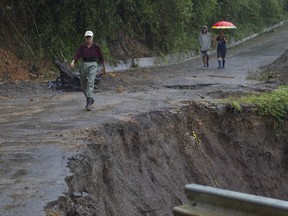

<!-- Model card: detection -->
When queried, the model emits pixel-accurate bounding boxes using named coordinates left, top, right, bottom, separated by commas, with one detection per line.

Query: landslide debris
left=260, top=48, right=288, bottom=84
left=45, top=103, right=288, bottom=216
left=0, top=48, right=30, bottom=82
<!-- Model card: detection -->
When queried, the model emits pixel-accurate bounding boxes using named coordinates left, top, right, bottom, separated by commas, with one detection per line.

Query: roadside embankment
left=46, top=102, right=288, bottom=216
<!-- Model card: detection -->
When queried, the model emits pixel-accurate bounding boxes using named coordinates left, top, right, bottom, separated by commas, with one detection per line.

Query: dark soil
left=260, top=48, right=288, bottom=83
left=0, top=48, right=30, bottom=82
left=108, top=31, right=151, bottom=60
left=45, top=104, right=288, bottom=216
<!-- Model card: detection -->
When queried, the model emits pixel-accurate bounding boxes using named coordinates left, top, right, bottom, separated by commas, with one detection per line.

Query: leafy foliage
left=223, top=86, right=288, bottom=135
left=0, top=0, right=287, bottom=60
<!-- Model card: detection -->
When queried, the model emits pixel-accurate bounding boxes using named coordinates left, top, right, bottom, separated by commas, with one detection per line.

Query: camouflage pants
left=80, top=62, right=98, bottom=98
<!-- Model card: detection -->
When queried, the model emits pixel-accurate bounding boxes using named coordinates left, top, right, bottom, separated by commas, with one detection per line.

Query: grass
left=246, top=67, right=278, bottom=82
left=222, top=86, right=288, bottom=135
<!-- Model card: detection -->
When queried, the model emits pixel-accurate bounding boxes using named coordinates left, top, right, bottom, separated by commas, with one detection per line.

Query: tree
left=0, top=0, right=287, bottom=60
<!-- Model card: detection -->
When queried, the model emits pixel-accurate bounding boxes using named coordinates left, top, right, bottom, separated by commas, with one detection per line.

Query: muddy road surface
left=1, top=23, right=288, bottom=216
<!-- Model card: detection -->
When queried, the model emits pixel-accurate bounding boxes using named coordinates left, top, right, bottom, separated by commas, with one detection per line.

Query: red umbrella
left=212, top=20, right=236, bottom=29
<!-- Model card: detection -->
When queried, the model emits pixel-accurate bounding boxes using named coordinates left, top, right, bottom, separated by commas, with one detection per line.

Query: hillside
left=1, top=1, right=287, bottom=63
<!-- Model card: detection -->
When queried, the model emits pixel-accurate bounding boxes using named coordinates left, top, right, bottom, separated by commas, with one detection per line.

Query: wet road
left=1, top=22, right=288, bottom=215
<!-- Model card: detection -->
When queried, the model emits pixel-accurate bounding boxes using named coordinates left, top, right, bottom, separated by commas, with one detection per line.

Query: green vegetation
left=0, top=0, right=288, bottom=61
left=230, top=101, right=242, bottom=112
left=223, top=86, right=288, bottom=135
left=247, top=68, right=278, bottom=82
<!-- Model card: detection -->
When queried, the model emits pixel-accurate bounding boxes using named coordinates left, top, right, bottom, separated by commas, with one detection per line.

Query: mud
left=45, top=104, right=288, bottom=216
left=1, top=23, right=288, bottom=216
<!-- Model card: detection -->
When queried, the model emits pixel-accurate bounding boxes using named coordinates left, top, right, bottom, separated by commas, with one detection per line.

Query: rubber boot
left=85, top=97, right=90, bottom=110
left=218, top=60, right=221, bottom=69
left=222, top=60, right=225, bottom=68
left=86, top=97, right=95, bottom=111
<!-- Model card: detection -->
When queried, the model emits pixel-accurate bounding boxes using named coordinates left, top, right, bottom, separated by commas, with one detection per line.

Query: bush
left=223, top=86, right=288, bottom=135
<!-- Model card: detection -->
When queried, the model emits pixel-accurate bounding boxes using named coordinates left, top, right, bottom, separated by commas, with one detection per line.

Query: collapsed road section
left=45, top=102, right=288, bottom=216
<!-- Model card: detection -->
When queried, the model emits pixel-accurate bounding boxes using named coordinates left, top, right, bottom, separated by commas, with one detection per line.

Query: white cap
left=84, top=31, right=93, bottom=37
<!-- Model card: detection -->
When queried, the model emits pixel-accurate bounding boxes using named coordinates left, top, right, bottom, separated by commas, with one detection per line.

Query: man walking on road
left=199, top=26, right=211, bottom=69
left=70, top=30, right=106, bottom=111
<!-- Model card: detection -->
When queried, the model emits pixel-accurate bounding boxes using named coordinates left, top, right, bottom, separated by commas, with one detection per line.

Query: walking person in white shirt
left=199, top=26, right=212, bottom=69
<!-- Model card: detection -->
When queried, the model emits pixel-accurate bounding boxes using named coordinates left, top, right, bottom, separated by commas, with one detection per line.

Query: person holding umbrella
left=216, top=31, right=228, bottom=69
left=70, top=30, right=106, bottom=111
left=212, top=20, right=236, bottom=69
left=199, top=25, right=211, bottom=69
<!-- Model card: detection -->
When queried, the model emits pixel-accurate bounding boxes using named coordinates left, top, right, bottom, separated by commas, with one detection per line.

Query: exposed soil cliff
left=45, top=103, right=288, bottom=216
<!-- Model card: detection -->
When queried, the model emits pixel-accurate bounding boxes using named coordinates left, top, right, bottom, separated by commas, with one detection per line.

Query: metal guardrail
left=173, top=184, right=288, bottom=216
